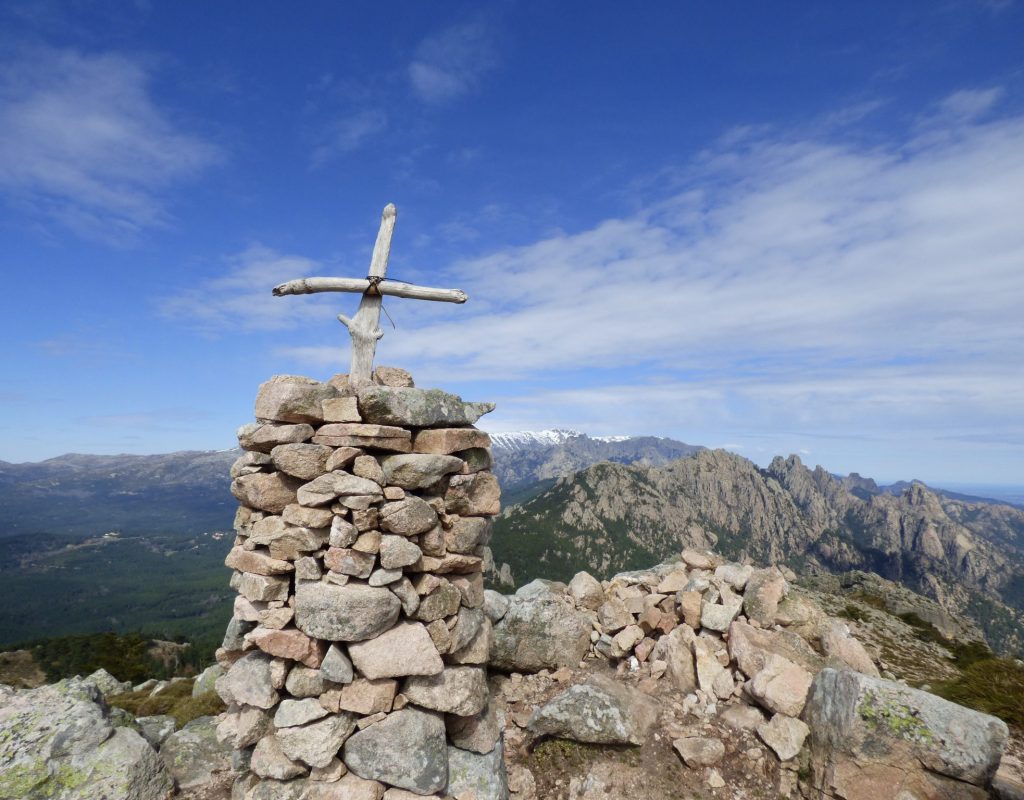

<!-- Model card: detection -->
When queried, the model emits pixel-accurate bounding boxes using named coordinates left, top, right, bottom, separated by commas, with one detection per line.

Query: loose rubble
left=486, top=551, right=1011, bottom=800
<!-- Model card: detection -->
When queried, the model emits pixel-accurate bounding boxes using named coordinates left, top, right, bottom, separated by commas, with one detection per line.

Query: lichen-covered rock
left=0, top=677, right=173, bottom=800
left=160, top=715, right=233, bottom=789
left=84, top=667, right=132, bottom=699
left=136, top=715, right=176, bottom=749
left=192, top=663, right=224, bottom=697
left=804, top=668, right=1008, bottom=798
left=378, top=496, right=438, bottom=536
left=527, top=674, right=659, bottom=745
left=446, top=740, right=509, bottom=800
left=271, top=442, right=334, bottom=480
left=445, top=472, right=501, bottom=516
left=343, top=707, right=448, bottom=794
left=446, top=697, right=504, bottom=755
left=238, top=422, right=315, bottom=453
left=490, top=587, right=591, bottom=672
left=356, top=385, right=493, bottom=428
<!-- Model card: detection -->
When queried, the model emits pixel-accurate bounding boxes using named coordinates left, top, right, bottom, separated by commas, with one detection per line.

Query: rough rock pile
left=217, top=368, right=505, bottom=800
left=485, top=551, right=1011, bottom=799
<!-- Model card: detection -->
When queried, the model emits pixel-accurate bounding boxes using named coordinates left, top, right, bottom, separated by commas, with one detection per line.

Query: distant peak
left=488, top=429, right=584, bottom=450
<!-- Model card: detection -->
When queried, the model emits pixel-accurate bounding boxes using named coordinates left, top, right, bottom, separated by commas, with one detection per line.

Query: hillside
left=490, top=449, right=1024, bottom=654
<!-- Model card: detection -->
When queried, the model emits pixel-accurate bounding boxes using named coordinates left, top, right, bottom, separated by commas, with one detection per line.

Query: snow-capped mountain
left=487, top=429, right=584, bottom=452
left=487, top=429, right=704, bottom=494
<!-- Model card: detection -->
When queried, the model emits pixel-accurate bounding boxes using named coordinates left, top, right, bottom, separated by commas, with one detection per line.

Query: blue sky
left=1, top=1, right=1022, bottom=486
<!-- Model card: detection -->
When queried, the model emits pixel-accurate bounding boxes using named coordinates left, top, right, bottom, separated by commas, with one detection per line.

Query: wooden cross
left=272, top=204, right=467, bottom=385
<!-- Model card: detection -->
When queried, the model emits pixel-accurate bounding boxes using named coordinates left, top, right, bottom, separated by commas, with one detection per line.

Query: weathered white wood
left=272, top=277, right=467, bottom=304
left=339, top=204, right=396, bottom=385
left=272, top=202, right=467, bottom=380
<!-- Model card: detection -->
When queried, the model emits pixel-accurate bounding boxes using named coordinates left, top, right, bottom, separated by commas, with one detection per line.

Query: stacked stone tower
left=215, top=368, right=505, bottom=800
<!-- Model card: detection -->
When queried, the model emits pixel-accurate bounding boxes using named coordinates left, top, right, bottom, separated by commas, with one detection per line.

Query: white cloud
left=312, top=108, right=387, bottom=165
left=184, top=89, right=1024, bottom=478
left=408, top=20, right=497, bottom=105
left=0, top=46, right=219, bottom=242
left=159, top=246, right=338, bottom=333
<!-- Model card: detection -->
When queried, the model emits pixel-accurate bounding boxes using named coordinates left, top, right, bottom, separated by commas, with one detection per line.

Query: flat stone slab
left=357, top=385, right=494, bottom=428
left=312, top=423, right=412, bottom=452
left=379, top=453, right=464, bottom=489
left=348, top=622, right=444, bottom=679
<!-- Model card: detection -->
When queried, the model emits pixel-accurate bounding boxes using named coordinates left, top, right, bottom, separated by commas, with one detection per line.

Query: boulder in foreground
left=804, top=668, right=1008, bottom=799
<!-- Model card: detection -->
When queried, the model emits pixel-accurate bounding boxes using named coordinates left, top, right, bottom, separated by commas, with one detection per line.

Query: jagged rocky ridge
left=492, top=449, right=1024, bottom=653
left=485, top=429, right=703, bottom=495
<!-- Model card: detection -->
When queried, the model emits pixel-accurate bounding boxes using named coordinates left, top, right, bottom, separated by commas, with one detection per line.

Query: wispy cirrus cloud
left=0, top=45, right=219, bottom=242
left=159, top=245, right=337, bottom=333
left=311, top=108, right=388, bottom=165
left=408, top=19, right=498, bottom=105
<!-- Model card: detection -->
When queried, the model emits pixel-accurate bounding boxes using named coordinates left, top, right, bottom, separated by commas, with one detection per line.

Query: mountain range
left=1, top=431, right=1023, bottom=654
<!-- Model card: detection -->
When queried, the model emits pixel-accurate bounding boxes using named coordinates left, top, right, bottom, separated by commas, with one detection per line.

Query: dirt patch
left=0, top=649, right=46, bottom=688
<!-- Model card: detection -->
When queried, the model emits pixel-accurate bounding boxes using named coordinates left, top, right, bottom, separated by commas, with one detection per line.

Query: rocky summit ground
left=2, top=549, right=1023, bottom=800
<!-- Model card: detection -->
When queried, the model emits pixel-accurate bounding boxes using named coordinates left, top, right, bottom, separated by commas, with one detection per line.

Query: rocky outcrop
left=0, top=677, right=173, bottom=800
left=492, top=450, right=1024, bottom=652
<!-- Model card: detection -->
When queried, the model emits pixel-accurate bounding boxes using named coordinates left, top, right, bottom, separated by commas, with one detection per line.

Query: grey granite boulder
left=215, top=651, right=279, bottom=709
left=0, top=677, right=173, bottom=800
left=343, top=706, right=448, bottom=794
left=527, top=674, right=659, bottom=745
left=136, top=714, right=176, bottom=749
left=804, top=668, right=1008, bottom=798
left=295, top=581, right=400, bottom=642
left=277, top=712, right=357, bottom=768
left=160, top=715, right=233, bottom=789
left=446, top=740, right=510, bottom=800
left=490, top=585, right=591, bottom=672
left=84, top=667, right=132, bottom=698
left=192, top=663, right=224, bottom=697
left=357, top=385, right=494, bottom=428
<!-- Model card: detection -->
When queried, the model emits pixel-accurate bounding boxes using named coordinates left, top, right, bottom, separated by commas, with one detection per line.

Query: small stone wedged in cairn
left=221, top=369, right=504, bottom=797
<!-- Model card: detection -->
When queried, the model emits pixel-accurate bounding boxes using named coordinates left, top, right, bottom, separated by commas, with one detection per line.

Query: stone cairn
left=215, top=367, right=504, bottom=800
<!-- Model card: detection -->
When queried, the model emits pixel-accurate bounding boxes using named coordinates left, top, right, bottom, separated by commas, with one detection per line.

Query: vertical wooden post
left=338, top=204, right=396, bottom=385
